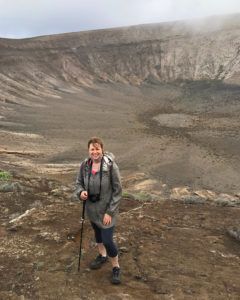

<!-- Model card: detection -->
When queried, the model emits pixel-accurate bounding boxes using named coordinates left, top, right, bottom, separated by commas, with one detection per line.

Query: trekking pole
left=78, top=200, right=86, bottom=272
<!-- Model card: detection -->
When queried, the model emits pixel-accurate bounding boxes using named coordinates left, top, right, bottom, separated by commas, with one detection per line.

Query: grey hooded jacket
left=75, top=152, right=122, bottom=229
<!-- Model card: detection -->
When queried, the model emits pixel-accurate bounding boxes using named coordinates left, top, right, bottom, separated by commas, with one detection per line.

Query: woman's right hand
left=80, top=191, right=88, bottom=201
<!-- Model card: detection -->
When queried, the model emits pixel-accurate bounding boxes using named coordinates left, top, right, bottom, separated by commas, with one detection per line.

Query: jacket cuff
left=75, top=187, right=84, bottom=200
left=106, top=210, right=114, bottom=217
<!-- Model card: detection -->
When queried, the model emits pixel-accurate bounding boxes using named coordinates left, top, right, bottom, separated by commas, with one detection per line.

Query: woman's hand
left=80, top=191, right=88, bottom=201
left=103, top=213, right=112, bottom=225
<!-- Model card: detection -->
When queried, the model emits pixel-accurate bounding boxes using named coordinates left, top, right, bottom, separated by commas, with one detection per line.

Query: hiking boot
left=111, top=267, right=121, bottom=284
left=89, top=254, right=108, bottom=270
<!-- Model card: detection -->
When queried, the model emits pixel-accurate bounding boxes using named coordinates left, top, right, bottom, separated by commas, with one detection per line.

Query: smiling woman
left=75, top=137, right=123, bottom=284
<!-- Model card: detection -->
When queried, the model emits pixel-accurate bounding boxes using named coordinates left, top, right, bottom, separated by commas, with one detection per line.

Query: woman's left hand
left=103, top=213, right=112, bottom=225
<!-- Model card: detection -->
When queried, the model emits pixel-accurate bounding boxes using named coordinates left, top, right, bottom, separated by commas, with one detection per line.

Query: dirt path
left=0, top=172, right=240, bottom=299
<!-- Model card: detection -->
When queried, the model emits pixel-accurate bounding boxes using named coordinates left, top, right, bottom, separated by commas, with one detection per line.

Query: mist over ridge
left=0, top=13, right=240, bottom=104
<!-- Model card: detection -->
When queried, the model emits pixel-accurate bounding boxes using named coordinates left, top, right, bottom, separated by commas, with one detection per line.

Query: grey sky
left=1, top=0, right=240, bottom=39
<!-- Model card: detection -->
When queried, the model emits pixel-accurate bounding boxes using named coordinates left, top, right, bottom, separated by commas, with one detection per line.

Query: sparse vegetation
left=123, top=190, right=153, bottom=202
left=0, top=170, right=12, bottom=181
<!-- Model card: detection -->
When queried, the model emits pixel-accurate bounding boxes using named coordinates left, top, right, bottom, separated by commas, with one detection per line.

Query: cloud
left=0, top=0, right=240, bottom=38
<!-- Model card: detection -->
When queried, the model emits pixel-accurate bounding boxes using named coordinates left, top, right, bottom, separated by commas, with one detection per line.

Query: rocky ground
left=1, top=81, right=240, bottom=193
left=0, top=80, right=240, bottom=299
left=0, top=168, right=240, bottom=300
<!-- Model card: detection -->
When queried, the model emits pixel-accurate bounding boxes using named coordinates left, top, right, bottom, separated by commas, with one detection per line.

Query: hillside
left=1, top=14, right=240, bottom=104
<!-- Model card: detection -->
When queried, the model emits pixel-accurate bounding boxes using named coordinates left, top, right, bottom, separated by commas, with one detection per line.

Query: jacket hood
left=104, top=151, right=115, bottom=162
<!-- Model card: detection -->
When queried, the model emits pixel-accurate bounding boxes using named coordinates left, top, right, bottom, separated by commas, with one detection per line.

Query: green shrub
left=0, top=170, right=12, bottom=181
left=122, top=190, right=153, bottom=202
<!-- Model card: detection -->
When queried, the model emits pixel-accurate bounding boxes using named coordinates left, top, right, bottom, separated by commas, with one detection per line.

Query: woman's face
left=88, top=143, right=103, bottom=161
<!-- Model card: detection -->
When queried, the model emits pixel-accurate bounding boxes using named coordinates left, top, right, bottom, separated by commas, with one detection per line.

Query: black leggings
left=91, top=222, right=118, bottom=258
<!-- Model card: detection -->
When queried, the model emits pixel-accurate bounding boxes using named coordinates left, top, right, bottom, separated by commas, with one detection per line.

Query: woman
left=75, top=137, right=122, bottom=284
